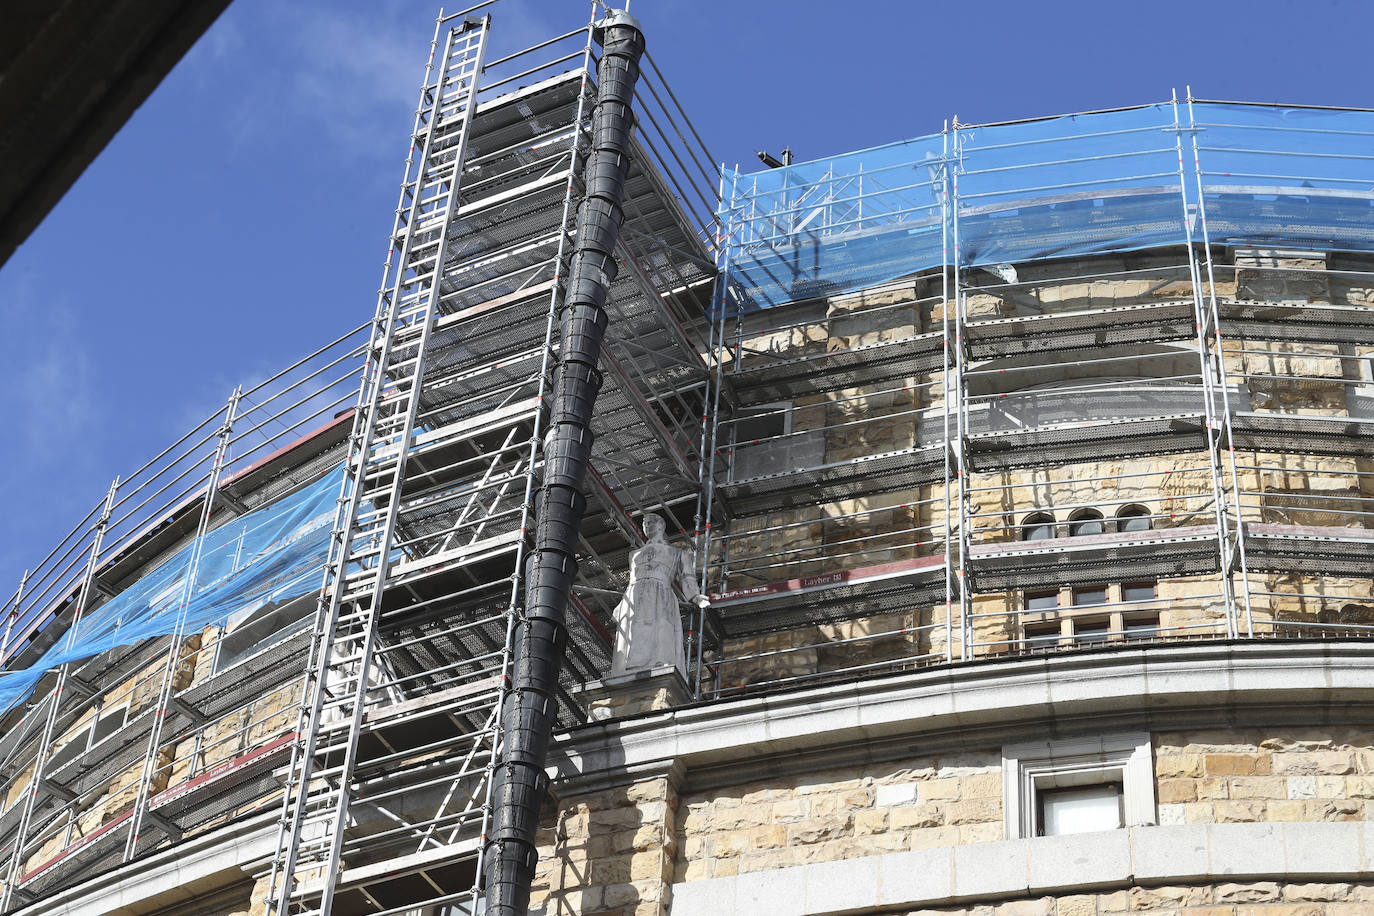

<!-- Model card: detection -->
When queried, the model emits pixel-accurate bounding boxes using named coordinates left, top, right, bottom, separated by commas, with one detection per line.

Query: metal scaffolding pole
left=939, top=123, right=954, bottom=664
left=1170, top=90, right=1240, bottom=639
left=122, top=387, right=241, bottom=861
left=951, top=122, right=973, bottom=661
left=1185, top=87, right=1257, bottom=638
left=1, top=478, right=118, bottom=912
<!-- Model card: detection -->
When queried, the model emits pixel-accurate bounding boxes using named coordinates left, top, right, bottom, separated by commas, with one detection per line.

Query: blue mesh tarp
left=0, top=468, right=342, bottom=713
left=1195, top=103, right=1374, bottom=252
left=721, top=134, right=946, bottom=313
left=719, top=101, right=1374, bottom=314
left=954, top=105, right=1185, bottom=267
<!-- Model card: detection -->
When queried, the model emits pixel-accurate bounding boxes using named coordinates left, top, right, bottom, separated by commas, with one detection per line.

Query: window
left=1002, top=732, right=1155, bottom=839
left=1116, top=504, right=1152, bottom=533
left=1024, top=621, right=1063, bottom=651
left=729, top=402, right=823, bottom=481
left=1124, top=616, right=1160, bottom=640
left=1072, top=586, right=1107, bottom=607
left=1021, top=581, right=1162, bottom=652
left=1068, top=509, right=1104, bottom=537
left=47, top=706, right=130, bottom=776
left=1021, top=513, right=1055, bottom=541
left=1122, top=582, right=1157, bottom=603
left=735, top=403, right=789, bottom=442
left=1038, top=783, right=1125, bottom=836
left=1073, top=620, right=1112, bottom=644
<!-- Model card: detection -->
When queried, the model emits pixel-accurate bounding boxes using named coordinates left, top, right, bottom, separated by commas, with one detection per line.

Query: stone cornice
left=551, top=641, right=1374, bottom=790
left=24, top=811, right=277, bottom=916
left=669, top=821, right=1374, bottom=915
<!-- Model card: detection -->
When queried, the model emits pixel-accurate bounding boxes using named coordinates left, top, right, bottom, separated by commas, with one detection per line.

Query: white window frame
left=1002, top=731, right=1155, bottom=839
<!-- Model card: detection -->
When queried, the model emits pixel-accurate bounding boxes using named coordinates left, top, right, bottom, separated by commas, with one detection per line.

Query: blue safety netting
left=0, top=467, right=343, bottom=713
left=1195, top=103, right=1374, bottom=252
left=718, top=101, right=1374, bottom=314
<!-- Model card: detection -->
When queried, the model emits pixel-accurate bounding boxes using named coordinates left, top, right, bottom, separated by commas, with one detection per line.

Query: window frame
left=1021, top=512, right=1056, bottom=542
left=1002, top=732, right=1155, bottom=840
left=1068, top=508, right=1105, bottom=538
left=1115, top=504, right=1153, bottom=534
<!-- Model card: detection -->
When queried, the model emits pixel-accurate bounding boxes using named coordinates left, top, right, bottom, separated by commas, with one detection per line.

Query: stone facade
left=893, top=882, right=1374, bottom=916
left=0, top=619, right=297, bottom=883
left=527, top=724, right=1374, bottom=915
left=707, top=248, right=1374, bottom=691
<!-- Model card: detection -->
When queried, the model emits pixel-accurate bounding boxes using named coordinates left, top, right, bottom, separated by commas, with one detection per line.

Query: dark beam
left=0, top=0, right=233, bottom=267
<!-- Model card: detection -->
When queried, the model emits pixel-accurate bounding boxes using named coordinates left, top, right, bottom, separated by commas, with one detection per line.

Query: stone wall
left=708, top=247, right=1374, bottom=689
left=890, top=881, right=1374, bottom=916
left=1154, top=726, right=1374, bottom=825
left=711, top=277, right=942, bottom=691
left=526, top=724, right=1374, bottom=916
left=532, top=774, right=678, bottom=916
left=1, top=618, right=299, bottom=880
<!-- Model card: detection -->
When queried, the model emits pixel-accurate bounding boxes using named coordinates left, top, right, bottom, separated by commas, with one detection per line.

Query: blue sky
left=1, top=0, right=1372, bottom=604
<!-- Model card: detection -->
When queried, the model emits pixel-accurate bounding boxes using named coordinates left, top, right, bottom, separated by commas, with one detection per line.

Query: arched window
left=1022, top=513, right=1055, bottom=541
left=1068, top=509, right=1104, bottom=537
left=1115, top=504, right=1152, bottom=534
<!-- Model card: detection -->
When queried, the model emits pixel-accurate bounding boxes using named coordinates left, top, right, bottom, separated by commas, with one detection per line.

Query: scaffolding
left=0, top=3, right=716, bottom=912
left=7, top=13, right=1374, bottom=914
left=697, top=93, right=1374, bottom=695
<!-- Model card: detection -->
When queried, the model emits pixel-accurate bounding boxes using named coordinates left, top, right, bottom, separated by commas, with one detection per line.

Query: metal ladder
left=265, top=15, right=490, bottom=915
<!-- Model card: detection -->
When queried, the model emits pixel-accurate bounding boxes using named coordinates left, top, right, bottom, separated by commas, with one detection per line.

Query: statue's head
left=641, top=512, right=667, bottom=541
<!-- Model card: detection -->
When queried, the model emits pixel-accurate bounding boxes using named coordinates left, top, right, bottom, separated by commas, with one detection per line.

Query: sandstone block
left=854, top=809, right=888, bottom=835
left=787, top=816, right=851, bottom=845
left=1205, top=753, right=1271, bottom=776
left=1313, top=799, right=1361, bottom=821
left=679, top=859, right=710, bottom=882
left=1056, top=895, right=1096, bottom=916
left=908, top=825, right=959, bottom=850
left=946, top=797, right=1000, bottom=825
left=1214, top=800, right=1266, bottom=822
left=1267, top=800, right=1307, bottom=821
left=1157, top=779, right=1197, bottom=803
left=1129, top=885, right=1210, bottom=908
left=750, top=824, right=787, bottom=849
left=890, top=804, right=943, bottom=830
left=957, top=822, right=1002, bottom=844
left=874, top=782, right=919, bottom=807
left=1228, top=776, right=1286, bottom=799
left=1215, top=881, right=1281, bottom=903
left=995, top=900, right=1052, bottom=916
left=919, top=777, right=961, bottom=801
left=1156, top=753, right=1204, bottom=778
left=1283, top=883, right=1353, bottom=902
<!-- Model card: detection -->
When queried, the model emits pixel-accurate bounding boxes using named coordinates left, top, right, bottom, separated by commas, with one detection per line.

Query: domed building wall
left=4, top=16, right=1374, bottom=916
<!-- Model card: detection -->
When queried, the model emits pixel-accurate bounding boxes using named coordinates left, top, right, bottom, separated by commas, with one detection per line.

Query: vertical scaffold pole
left=122, top=387, right=240, bottom=861
left=939, top=123, right=955, bottom=664
left=690, top=159, right=731, bottom=698
left=0, top=571, right=29, bottom=669
left=1170, top=90, right=1236, bottom=639
left=1, top=477, right=119, bottom=912
left=950, top=123, right=973, bottom=660
left=694, top=165, right=739, bottom=699
left=1185, top=88, right=1256, bottom=637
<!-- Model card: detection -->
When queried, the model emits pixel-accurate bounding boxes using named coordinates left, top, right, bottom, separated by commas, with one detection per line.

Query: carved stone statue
left=610, top=513, right=708, bottom=677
